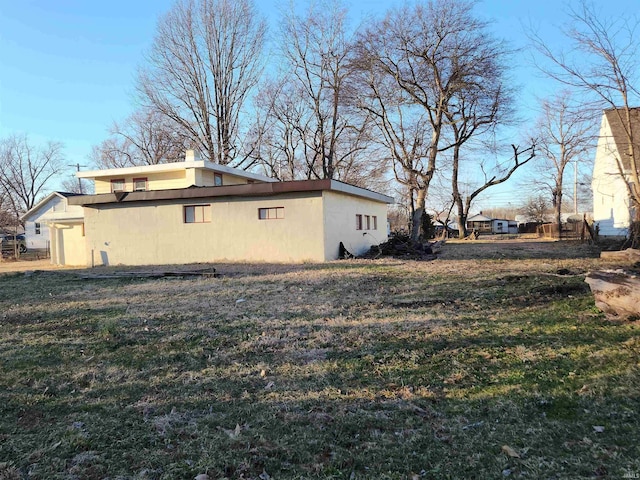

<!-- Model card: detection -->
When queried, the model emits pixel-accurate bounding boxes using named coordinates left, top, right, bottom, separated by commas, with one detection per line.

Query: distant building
left=467, top=213, right=517, bottom=235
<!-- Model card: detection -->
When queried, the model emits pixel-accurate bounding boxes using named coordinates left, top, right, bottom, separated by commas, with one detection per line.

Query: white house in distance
left=466, top=213, right=518, bottom=235
left=56, top=151, right=393, bottom=266
left=20, top=192, right=84, bottom=263
left=592, top=108, right=639, bottom=239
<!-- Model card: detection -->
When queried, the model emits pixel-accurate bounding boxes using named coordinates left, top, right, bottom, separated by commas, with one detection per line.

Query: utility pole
left=574, top=160, right=578, bottom=214
left=68, top=163, right=86, bottom=194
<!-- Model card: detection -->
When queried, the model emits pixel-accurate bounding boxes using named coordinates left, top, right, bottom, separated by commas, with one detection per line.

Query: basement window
left=258, top=207, right=284, bottom=220
left=184, top=205, right=211, bottom=223
left=356, top=214, right=363, bottom=230
left=111, top=179, right=125, bottom=193
left=133, top=177, right=148, bottom=192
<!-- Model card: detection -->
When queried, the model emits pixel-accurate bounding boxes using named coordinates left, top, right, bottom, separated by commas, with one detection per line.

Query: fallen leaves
left=217, top=423, right=244, bottom=439
left=501, top=445, right=520, bottom=458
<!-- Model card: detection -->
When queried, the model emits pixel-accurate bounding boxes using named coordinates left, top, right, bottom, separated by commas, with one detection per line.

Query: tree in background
left=531, top=91, right=595, bottom=233
left=354, top=0, right=519, bottom=241
left=0, top=135, right=63, bottom=222
left=522, top=194, right=550, bottom=224
left=451, top=144, right=536, bottom=237
left=252, top=1, right=377, bottom=185
left=91, top=108, right=190, bottom=168
left=137, top=0, right=266, bottom=166
left=441, top=25, right=529, bottom=238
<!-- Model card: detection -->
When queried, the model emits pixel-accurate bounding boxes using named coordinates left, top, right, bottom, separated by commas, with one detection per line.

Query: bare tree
left=530, top=1, right=640, bottom=238
left=0, top=191, right=19, bottom=230
left=522, top=194, right=550, bottom=223
left=454, top=144, right=536, bottom=237
left=354, top=0, right=513, bottom=241
left=0, top=135, right=64, bottom=219
left=91, top=108, right=190, bottom=169
left=251, top=78, right=311, bottom=180
left=531, top=92, right=596, bottom=233
left=60, top=176, right=93, bottom=195
left=255, top=1, right=374, bottom=183
left=444, top=50, right=521, bottom=238
left=137, top=0, right=266, bottom=166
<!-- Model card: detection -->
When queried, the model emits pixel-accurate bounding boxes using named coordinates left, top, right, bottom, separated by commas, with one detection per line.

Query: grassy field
left=1, top=241, right=639, bottom=479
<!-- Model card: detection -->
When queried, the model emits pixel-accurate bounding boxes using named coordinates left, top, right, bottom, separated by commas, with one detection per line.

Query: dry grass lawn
left=0, top=240, right=639, bottom=479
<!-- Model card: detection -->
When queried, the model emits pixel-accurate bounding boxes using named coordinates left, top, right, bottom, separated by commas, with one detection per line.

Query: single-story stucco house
left=53, top=151, right=393, bottom=266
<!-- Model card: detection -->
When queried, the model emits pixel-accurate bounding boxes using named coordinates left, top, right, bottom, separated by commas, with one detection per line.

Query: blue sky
left=0, top=0, right=637, bottom=207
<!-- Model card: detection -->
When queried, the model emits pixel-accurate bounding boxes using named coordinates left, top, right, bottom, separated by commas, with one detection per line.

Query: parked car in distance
left=1, top=234, right=27, bottom=253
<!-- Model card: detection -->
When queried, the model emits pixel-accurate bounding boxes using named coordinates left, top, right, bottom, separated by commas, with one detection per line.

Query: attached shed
left=492, top=219, right=518, bottom=235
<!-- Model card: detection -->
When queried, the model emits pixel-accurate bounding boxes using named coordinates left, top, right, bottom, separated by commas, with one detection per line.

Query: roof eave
left=68, top=180, right=394, bottom=206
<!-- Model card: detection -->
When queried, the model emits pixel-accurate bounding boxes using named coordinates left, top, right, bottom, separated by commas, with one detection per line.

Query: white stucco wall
left=592, top=116, right=631, bottom=237
left=51, top=222, right=87, bottom=266
left=83, top=193, right=328, bottom=266
left=322, top=191, right=388, bottom=259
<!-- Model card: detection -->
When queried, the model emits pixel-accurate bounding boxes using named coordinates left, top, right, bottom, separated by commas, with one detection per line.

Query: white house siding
left=22, top=194, right=84, bottom=251
left=83, top=193, right=328, bottom=266
left=24, top=218, right=50, bottom=251
left=592, top=116, right=631, bottom=237
left=322, top=190, right=389, bottom=259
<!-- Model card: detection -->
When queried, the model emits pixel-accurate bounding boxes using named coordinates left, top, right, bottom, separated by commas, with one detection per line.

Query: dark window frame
left=258, top=207, right=285, bottom=220
left=184, top=204, right=212, bottom=224
left=133, top=177, right=148, bottom=192
left=111, top=179, right=126, bottom=193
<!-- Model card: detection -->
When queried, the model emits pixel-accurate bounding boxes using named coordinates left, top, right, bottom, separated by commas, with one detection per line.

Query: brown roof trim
left=68, top=179, right=394, bottom=206
left=603, top=108, right=640, bottom=171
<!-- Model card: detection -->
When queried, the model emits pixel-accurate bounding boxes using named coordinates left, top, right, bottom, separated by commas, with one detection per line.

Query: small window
left=372, top=216, right=378, bottom=230
left=356, top=214, right=363, bottom=230
left=365, top=215, right=371, bottom=230
left=35, top=222, right=41, bottom=235
left=133, top=178, right=148, bottom=192
left=111, top=179, right=125, bottom=193
left=214, top=173, right=223, bottom=186
left=184, top=205, right=211, bottom=223
left=258, top=207, right=284, bottom=220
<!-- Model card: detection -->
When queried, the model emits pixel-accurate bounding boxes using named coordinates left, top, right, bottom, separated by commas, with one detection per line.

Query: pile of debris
left=341, top=233, right=443, bottom=260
